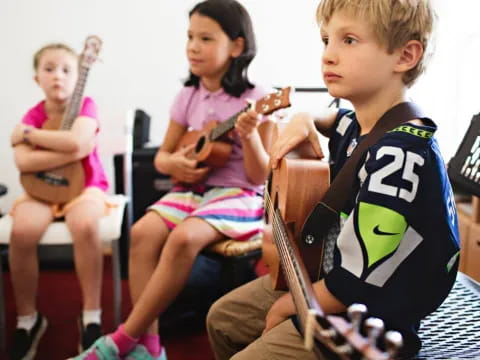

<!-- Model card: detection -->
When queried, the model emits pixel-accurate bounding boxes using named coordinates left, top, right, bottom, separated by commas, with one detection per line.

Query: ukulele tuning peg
left=384, top=330, right=403, bottom=358
left=347, top=303, right=367, bottom=331
left=364, top=317, right=384, bottom=346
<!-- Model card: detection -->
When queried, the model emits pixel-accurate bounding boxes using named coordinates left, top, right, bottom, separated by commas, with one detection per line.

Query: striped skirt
left=148, top=185, right=264, bottom=241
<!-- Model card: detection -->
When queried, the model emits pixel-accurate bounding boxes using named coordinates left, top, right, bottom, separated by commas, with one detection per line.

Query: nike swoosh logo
left=373, top=225, right=399, bottom=236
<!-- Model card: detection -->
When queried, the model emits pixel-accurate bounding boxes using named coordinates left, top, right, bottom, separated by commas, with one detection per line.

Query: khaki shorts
left=11, top=187, right=110, bottom=219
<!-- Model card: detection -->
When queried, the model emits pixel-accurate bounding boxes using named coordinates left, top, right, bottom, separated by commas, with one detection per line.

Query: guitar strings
left=264, top=190, right=313, bottom=322
left=264, top=187, right=375, bottom=358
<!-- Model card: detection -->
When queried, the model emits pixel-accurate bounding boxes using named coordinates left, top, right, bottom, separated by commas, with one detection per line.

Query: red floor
left=0, top=257, right=216, bottom=360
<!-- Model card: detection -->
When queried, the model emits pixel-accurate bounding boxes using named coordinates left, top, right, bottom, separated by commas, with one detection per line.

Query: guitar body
left=175, top=120, right=233, bottom=167
left=263, top=139, right=330, bottom=290
left=20, top=163, right=85, bottom=204
left=20, top=116, right=85, bottom=204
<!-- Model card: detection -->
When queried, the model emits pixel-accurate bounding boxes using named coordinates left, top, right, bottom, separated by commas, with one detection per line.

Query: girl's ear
left=34, top=74, right=39, bottom=85
left=231, top=37, right=245, bottom=58
left=395, top=39, right=423, bottom=73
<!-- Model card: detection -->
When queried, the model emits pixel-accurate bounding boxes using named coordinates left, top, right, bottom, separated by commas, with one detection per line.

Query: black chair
left=415, top=272, right=480, bottom=359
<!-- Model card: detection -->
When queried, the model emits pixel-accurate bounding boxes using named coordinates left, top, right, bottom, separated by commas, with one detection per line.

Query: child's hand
left=269, top=113, right=324, bottom=169
left=75, top=140, right=96, bottom=159
left=11, top=124, right=31, bottom=147
left=262, top=293, right=296, bottom=335
left=169, top=144, right=210, bottom=183
left=235, top=108, right=260, bottom=140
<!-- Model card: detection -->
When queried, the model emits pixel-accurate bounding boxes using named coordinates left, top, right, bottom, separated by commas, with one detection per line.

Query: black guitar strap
left=300, top=102, right=427, bottom=280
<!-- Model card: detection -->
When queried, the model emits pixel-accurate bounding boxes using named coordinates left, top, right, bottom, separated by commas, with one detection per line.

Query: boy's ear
left=231, top=37, right=245, bottom=58
left=395, top=40, right=423, bottom=73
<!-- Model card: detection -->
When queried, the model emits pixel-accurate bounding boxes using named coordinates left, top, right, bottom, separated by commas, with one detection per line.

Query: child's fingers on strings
left=178, top=143, right=196, bottom=154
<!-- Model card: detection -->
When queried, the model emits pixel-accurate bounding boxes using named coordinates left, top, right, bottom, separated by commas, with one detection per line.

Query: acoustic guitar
left=264, top=180, right=404, bottom=360
left=262, top=137, right=330, bottom=291
left=172, top=87, right=292, bottom=183
left=20, top=35, right=102, bottom=204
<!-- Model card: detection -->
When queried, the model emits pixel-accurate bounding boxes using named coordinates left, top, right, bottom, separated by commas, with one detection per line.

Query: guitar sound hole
left=195, top=136, right=206, bottom=153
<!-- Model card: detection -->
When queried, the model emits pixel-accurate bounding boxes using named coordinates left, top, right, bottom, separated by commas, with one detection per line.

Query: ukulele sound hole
left=195, top=136, right=206, bottom=153
left=36, top=172, right=69, bottom=187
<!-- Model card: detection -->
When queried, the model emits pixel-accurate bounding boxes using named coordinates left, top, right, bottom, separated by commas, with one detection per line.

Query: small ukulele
left=20, top=35, right=102, bottom=204
left=172, top=87, right=292, bottom=183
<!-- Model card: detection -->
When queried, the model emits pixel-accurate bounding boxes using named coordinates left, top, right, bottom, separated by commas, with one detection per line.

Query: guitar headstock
left=80, top=35, right=102, bottom=68
left=306, top=304, right=403, bottom=360
left=254, top=87, right=292, bottom=115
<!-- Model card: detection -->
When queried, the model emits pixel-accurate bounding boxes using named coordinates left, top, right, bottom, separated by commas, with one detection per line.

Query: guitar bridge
left=36, top=172, right=69, bottom=187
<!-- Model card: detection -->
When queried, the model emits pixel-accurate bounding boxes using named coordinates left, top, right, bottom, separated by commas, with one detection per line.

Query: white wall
left=0, top=0, right=479, bottom=212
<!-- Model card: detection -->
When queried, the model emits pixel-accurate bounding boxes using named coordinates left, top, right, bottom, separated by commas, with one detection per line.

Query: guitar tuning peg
left=347, top=303, right=367, bottom=332
left=384, top=330, right=403, bottom=358
left=365, top=317, right=384, bottom=346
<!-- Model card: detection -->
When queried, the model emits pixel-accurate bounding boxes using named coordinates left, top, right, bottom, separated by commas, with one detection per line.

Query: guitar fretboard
left=265, top=190, right=314, bottom=324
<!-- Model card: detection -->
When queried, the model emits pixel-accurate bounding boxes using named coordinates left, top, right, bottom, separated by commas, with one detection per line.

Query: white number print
left=368, top=146, right=424, bottom=202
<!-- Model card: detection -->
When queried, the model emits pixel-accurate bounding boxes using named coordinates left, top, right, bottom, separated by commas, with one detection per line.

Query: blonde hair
left=316, top=0, right=436, bottom=86
left=33, top=43, right=78, bottom=70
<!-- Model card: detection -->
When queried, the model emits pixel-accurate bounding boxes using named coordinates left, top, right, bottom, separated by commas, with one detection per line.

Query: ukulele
left=264, top=183, right=404, bottom=360
left=20, top=35, right=102, bottom=204
left=261, top=134, right=330, bottom=291
left=172, top=87, right=292, bottom=183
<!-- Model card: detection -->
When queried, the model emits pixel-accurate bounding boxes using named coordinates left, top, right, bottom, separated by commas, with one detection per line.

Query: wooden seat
left=206, top=237, right=262, bottom=257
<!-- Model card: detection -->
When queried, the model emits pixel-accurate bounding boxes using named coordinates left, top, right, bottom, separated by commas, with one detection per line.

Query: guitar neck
left=209, top=105, right=249, bottom=141
left=271, top=208, right=320, bottom=325
left=268, top=201, right=391, bottom=360
left=60, top=65, right=90, bottom=130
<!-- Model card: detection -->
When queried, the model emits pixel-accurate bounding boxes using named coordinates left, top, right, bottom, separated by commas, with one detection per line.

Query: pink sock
left=139, top=334, right=162, bottom=357
left=83, top=351, right=100, bottom=360
left=110, top=325, right=139, bottom=356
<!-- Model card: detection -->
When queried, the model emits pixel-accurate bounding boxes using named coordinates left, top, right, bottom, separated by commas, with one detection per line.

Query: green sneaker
left=125, top=344, right=167, bottom=360
left=67, top=335, right=120, bottom=360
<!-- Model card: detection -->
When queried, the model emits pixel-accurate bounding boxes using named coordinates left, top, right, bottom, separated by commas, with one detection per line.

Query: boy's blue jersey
left=325, top=109, right=460, bottom=356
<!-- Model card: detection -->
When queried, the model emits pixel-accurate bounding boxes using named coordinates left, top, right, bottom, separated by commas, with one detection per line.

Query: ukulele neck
left=60, top=64, right=89, bottom=130
left=210, top=104, right=250, bottom=141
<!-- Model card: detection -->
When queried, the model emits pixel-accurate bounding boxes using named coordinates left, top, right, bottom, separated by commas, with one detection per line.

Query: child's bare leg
left=128, top=211, right=169, bottom=334
left=65, top=196, right=104, bottom=310
left=124, top=216, right=224, bottom=338
left=9, top=200, right=53, bottom=315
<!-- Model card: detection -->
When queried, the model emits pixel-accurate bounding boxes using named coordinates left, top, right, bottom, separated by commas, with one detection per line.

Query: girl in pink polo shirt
left=72, top=1, right=271, bottom=359
left=9, top=43, right=109, bottom=359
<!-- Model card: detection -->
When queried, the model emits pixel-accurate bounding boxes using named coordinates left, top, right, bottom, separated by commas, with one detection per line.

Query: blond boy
left=206, top=0, right=460, bottom=359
